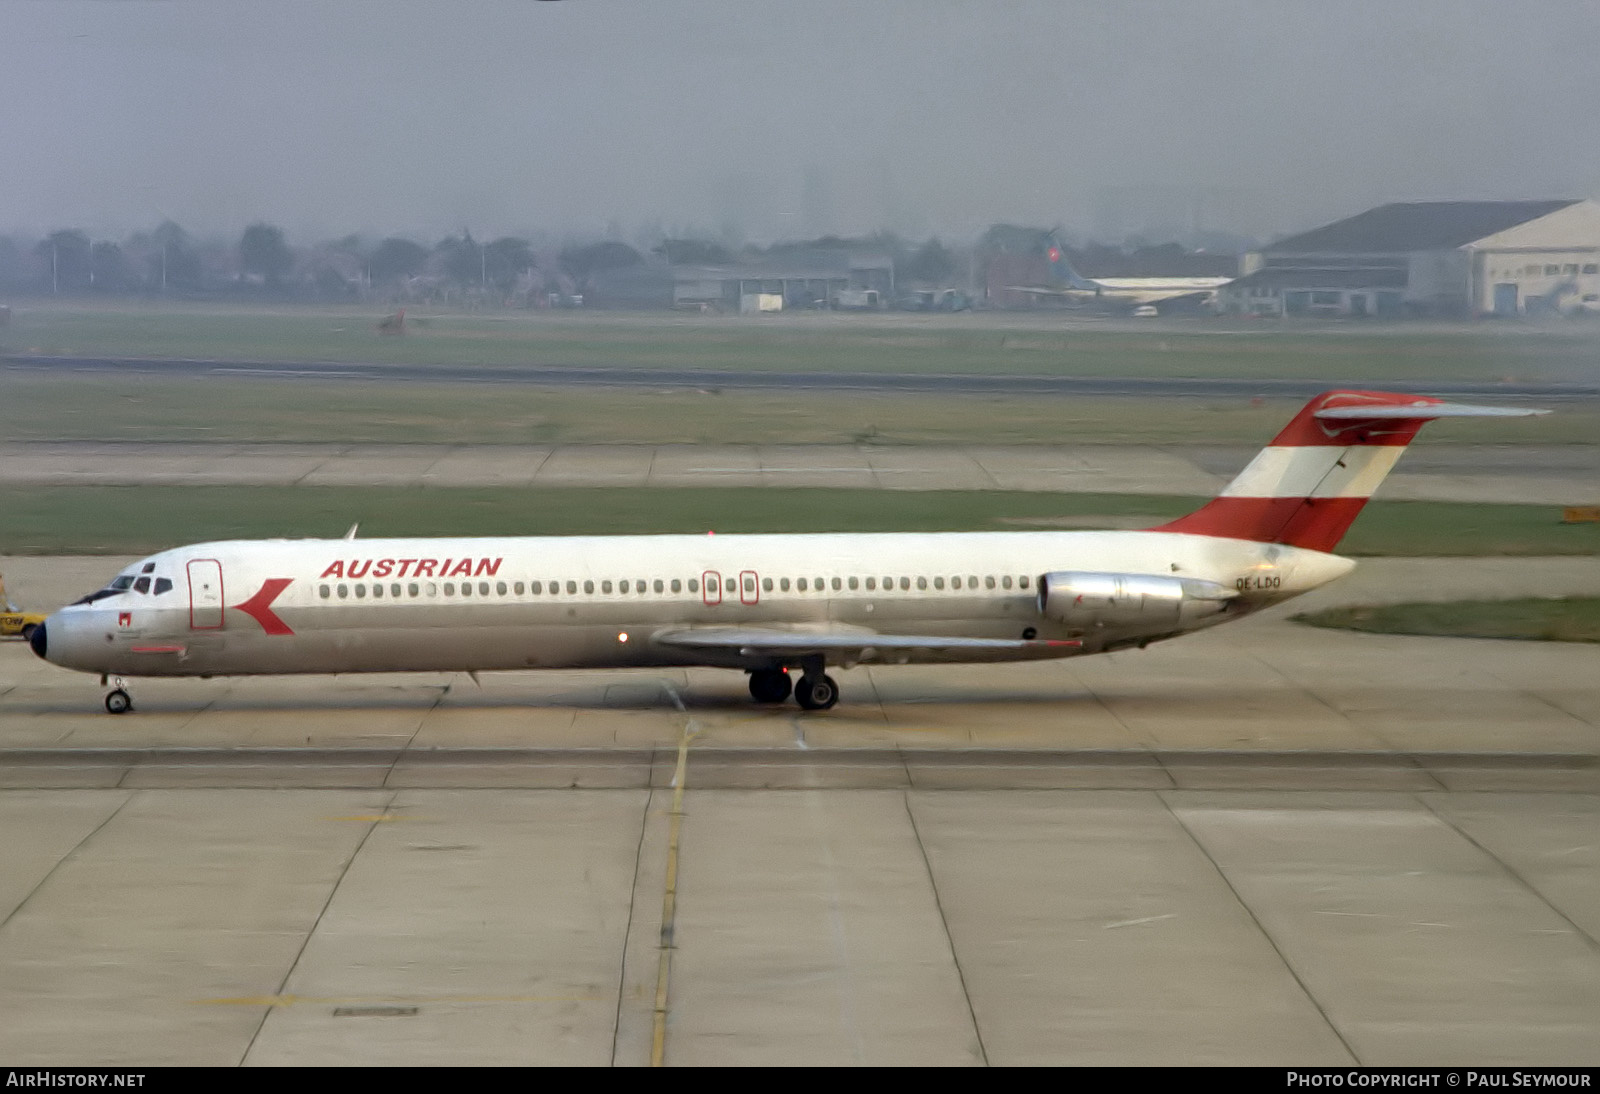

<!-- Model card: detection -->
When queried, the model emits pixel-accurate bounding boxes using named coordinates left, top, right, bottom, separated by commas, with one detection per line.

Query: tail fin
left=1155, top=390, right=1546, bottom=552
left=1046, top=235, right=1101, bottom=292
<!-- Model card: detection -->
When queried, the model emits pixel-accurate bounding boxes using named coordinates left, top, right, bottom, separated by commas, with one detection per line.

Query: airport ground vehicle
left=0, top=575, right=47, bottom=641
left=29, top=391, right=1542, bottom=714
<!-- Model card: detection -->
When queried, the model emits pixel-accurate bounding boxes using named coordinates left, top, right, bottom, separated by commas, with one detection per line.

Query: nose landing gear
left=101, top=675, right=133, bottom=715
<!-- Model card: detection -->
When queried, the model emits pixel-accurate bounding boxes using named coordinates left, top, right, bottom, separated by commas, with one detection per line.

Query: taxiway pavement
left=2, top=440, right=1593, bottom=505
left=1, top=556, right=1598, bottom=1063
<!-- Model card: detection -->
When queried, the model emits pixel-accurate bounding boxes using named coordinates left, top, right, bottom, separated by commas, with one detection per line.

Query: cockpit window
left=141, top=563, right=156, bottom=574
left=154, top=578, right=173, bottom=595
left=134, top=577, right=151, bottom=594
left=69, top=573, right=141, bottom=605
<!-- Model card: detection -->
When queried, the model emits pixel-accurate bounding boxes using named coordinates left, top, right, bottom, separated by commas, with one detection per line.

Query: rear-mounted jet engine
left=1037, top=571, right=1237, bottom=627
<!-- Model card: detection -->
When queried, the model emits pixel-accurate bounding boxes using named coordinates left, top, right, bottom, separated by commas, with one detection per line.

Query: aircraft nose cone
left=28, top=620, right=47, bottom=660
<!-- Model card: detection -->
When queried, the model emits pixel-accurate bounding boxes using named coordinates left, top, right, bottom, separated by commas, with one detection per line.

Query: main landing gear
left=101, top=675, right=133, bottom=715
left=793, top=673, right=839, bottom=711
left=747, top=666, right=840, bottom=711
left=748, top=668, right=793, bottom=704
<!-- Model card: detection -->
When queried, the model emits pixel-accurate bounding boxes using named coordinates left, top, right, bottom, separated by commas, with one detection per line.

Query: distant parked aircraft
left=1009, top=234, right=1233, bottom=312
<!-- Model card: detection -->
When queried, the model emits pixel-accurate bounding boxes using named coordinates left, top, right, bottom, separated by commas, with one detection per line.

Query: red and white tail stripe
left=1155, top=390, right=1545, bottom=552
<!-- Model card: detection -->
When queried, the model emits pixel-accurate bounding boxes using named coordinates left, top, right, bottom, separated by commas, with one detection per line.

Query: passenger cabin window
left=583, top=580, right=594, bottom=594
left=688, top=579, right=699, bottom=593
left=355, top=584, right=366, bottom=598
left=654, top=579, right=665, bottom=593
left=320, top=584, right=331, bottom=599
left=780, top=577, right=791, bottom=591
left=391, top=583, right=401, bottom=597
left=1020, top=575, right=1031, bottom=589
left=602, top=580, right=613, bottom=594
left=797, top=578, right=808, bottom=592
left=372, top=584, right=383, bottom=598
left=337, top=585, right=349, bottom=598
left=763, top=577, right=773, bottom=592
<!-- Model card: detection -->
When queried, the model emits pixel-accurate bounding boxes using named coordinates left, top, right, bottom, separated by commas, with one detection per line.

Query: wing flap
left=654, top=627, right=1079, bottom=657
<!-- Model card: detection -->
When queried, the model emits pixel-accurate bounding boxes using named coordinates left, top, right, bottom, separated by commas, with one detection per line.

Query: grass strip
left=2, top=371, right=1592, bottom=445
left=1294, top=598, right=1600, bottom=643
left=6, top=302, right=1600, bottom=383
left=2, top=486, right=1595, bottom=557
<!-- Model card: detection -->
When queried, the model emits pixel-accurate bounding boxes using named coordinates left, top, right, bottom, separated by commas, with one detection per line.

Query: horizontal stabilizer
left=1315, top=402, right=1548, bottom=420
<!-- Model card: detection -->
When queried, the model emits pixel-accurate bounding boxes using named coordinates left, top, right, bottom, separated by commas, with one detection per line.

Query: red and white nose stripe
left=1155, top=390, right=1546, bottom=553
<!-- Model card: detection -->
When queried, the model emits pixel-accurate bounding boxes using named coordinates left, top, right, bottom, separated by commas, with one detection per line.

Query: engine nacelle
left=1037, top=571, right=1237, bottom=627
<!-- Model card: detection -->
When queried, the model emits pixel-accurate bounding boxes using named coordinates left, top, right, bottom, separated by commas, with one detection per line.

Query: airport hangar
left=587, top=247, right=896, bottom=311
left=1219, top=198, right=1600, bottom=318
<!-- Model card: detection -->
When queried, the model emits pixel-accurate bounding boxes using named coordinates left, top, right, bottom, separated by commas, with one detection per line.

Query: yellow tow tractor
left=0, top=574, right=48, bottom=642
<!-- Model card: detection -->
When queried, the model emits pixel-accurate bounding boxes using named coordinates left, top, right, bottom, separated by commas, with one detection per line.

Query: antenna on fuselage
left=343, top=523, right=359, bottom=540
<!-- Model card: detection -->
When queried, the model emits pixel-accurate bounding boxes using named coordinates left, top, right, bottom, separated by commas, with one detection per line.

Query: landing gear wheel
left=748, top=668, right=793, bottom=704
left=794, top=673, right=839, bottom=711
left=104, top=689, right=133, bottom=715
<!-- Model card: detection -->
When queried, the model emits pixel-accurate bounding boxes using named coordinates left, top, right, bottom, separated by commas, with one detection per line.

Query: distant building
left=588, top=248, right=894, bottom=311
left=1220, top=199, right=1600, bottom=317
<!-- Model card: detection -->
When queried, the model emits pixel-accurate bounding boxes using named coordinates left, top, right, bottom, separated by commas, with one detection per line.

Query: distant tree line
left=0, top=219, right=1243, bottom=305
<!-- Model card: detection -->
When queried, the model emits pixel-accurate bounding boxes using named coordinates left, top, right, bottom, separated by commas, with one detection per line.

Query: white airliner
left=31, top=390, right=1540, bottom=714
left=1009, top=236, right=1232, bottom=311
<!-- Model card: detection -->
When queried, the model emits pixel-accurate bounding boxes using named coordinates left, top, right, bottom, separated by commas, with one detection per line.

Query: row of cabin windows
left=315, top=573, right=1033, bottom=601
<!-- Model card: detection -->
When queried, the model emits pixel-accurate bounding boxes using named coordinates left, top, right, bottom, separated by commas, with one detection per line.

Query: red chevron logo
left=234, top=578, right=295, bottom=635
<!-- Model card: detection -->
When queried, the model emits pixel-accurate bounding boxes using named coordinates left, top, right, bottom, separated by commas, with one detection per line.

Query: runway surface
left=5, top=353, right=1596, bottom=400
left=3, top=440, right=1593, bottom=505
left=3, top=559, right=1597, bottom=1065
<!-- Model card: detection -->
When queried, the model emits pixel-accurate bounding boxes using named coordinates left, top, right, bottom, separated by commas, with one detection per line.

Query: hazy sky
left=5, top=0, right=1600, bottom=246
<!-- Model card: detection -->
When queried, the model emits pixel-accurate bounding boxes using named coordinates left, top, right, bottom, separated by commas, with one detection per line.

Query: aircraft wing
left=1003, top=284, right=1084, bottom=297
left=653, top=625, right=1079, bottom=660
